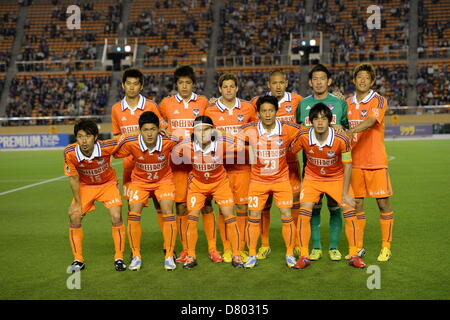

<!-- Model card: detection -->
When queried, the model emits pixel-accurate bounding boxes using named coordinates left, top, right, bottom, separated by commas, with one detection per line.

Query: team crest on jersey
left=193, top=108, right=200, bottom=116
left=327, top=150, right=335, bottom=158
left=328, top=104, right=334, bottom=111
left=276, top=138, right=283, bottom=147
left=285, top=105, right=292, bottom=113
left=237, top=114, right=244, bottom=122
left=79, top=164, right=85, bottom=168
left=158, top=153, right=165, bottom=161
left=361, top=109, right=368, bottom=118
left=97, top=158, right=105, bottom=165
left=65, top=165, right=70, bottom=172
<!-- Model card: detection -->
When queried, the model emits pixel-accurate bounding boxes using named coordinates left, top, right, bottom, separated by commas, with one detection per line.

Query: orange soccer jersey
left=111, top=94, right=164, bottom=136
left=64, top=138, right=120, bottom=185
left=159, top=92, right=208, bottom=139
left=251, top=92, right=303, bottom=124
left=346, top=90, right=388, bottom=169
left=238, top=120, right=302, bottom=184
left=291, top=127, right=352, bottom=181
left=114, top=134, right=179, bottom=184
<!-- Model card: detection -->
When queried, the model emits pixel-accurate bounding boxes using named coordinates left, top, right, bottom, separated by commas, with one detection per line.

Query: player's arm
left=295, top=101, right=304, bottom=125
left=112, top=135, right=132, bottom=158
left=68, top=175, right=82, bottom=214
left=111, top=110, right=121, bottom=138
left=347, top=116, right=377, bottom=136
left=342, top=160, right=355, bottom=208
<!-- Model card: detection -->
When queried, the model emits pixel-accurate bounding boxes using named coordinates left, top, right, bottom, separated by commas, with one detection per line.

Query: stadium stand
left=0, top=2, right=18, bottom=72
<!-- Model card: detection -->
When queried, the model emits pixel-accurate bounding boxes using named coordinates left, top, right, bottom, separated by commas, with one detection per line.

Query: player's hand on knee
left=342, top=193, right=355, bottom=209
left=69, top=202, right=82, bottom=216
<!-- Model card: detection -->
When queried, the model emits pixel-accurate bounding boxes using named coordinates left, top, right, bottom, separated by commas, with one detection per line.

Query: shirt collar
left=216, top=98, right=241, bottom=112
left=75, top=142, right=101, bottom=162
left=122, top=94, right=145, bottom=111
left=257, top=119, right=282, bottom=137
left=309, top=127, right=335, bottom=147
left=351, top=90, right=375, bottom=105
left=268, top=91, right=291, bottom=105
left=175, top=92, right=198, bottom=103
left=139, top=134, right=162, bottom=153
left=193, top=139, right=217, bottom=154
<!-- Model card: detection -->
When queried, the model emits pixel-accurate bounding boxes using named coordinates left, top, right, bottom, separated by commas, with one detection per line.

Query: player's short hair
left=309, top=64, right=331, bottom=80
left=74, top=119, right=99, bottom=137
left=122, top=68, right=144, bottom=85
left=309, top=102, right=332, bottom=123
left=218, top=73, right=238, bottom=87
left=191, top=115, right=217, bottom=142
left=353, top=63, right=376, bottom=81
left=174, top=65, right=196, bottom=84
left=139, top=111, right=160, bottom=129
left=268, top=70, right=286, bottom=81
left=256, top=95, right=279, bottom=112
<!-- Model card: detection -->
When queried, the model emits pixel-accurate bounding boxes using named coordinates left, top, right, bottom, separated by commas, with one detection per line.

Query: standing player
left=346, top=63, right=394, bottom=262
left=290, top=103, right=365, bottom=269
left=238, top=96, right=301, bottom=269
left=173, top=116, right=243, bottom=269
left=111, top=68, right=166, bottom=233
left=296, top=64, right=349, bottom=261
left=159, top=66, right=220, bottom=263
left=204, top=72, right=257, bottom=263
left=250, top=70, right=303, bottom=260
left=114, top=112, right=179, bottom=271
left=64, top=120, right=126, bottom=272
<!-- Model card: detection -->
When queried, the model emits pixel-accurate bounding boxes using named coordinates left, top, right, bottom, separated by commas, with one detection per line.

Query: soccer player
left=204, top=72, right=257, bottom=263
left=250, top=70, right=303, bottom=260
left=111, top=68, right=166, bottom=233
left=159, top=66, right=220, bottom=263
left=346, top=63, right=394, bottom=262
left=296, top=64, right=349, bottom=261
left=114, top=111, right=178, bottom=271
left=64, top=120, right=126, bottom=272
left=238, top=95, right=301, bottom=269
left=290, top=103, right=365, bottom=269
left=173, top=116, right=244, bottom=269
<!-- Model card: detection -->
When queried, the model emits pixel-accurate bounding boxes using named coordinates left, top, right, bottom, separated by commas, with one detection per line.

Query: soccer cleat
left=183, top=256, right=198, bottom=269
left=68, top=260, right=85, bottom=273
left=232, top=255, right=244, bottom=268
left=208, top=249, right=223, bottom=263
left=328, top=249, right=342, bottom=261
left=175, top=250, right=188, bottom=264
left=244, top=256, right=257, bottom=269
left=309, top=249, right=322, bottom=261
left=240, top=250, right=249, bottom=263
left=286, top=255, right=297, bottom=268
left=345, top=248, right=366, bottom=260
left=164, top=256, right=176, bottom=271
left=256, top=246, right=271, bottom=260
left=377, top=247, right=392, bottom=262
left=129, top=256, right=142, bottom=271
left=349, top=255, right=366, bottom=268
left=114, top=259, right=127, bottom=271
left=293, top=256, right=311, bottom=269
left=294, top=246, right=301, bottom=258
left=222, top=249, right=233, bottom=263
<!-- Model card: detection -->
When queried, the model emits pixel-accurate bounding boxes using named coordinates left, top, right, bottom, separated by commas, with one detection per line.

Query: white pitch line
left=0, top=160, right=122, bottom=197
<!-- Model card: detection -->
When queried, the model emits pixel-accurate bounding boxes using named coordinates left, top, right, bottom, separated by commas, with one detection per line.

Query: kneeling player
left=174, top=116, right=244, bottom=269
left=64, top=120, right=126, bottom=272
left=290, top=103, right=365, bottom=269
left=114, top=112, right=178, bottom=271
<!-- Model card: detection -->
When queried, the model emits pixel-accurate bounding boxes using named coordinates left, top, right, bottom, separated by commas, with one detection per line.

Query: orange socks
left=162, top=213, right=177, bottom=258
left=202, top=211, right=217, bottom=252
left=224, top=216, right=240, bottom=256
left=291, top=202, right=300, bottom=248
left=127, top=211, right=142, bottom=258
left=156, top=209, right=164, bottom=234
left=298, top=208, right=312, bottom=257
left=176, top=214, right=188, bottom=252
left=185, top=213, right=200, bottom=258
left=246, top=216, right=261, bottom=256
left=69, top=224, right=83, bottom=262
left=218, top=213, right=231, bottom=252
left=260, top=207, right=271, bottom=247
left=112, top=222, right=125, bottom=261
left=236, top=208, right=247, bottom=251
left=281, top=217, right=295, bottom=256
left=343, top=208, right=358, bottom=256
left=356, top=211, right=366, bottom=248
left=380, top=211, right=394, bottom=249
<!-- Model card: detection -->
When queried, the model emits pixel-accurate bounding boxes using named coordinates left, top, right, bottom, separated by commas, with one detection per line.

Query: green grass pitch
left=1, top=139, right=449, bottom=300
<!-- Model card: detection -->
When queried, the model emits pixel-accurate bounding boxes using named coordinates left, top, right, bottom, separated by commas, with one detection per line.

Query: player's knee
left=69, top=213, right=83, bottom=225
left=377, top=197, right=392, bottom=213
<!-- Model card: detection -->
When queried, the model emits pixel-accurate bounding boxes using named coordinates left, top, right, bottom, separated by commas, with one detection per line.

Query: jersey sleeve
left=159, top=98, right=168, bottom=121
left=113, top=136, right=132, bottom=159
left=339, top=135, right=352, bottom=163
left=290, top=130, right=306, bottom=154
left=111, top=108, right=121, bottom=136
left=340, top=100, right=349, bottom=129
left=296, top=101, right=304, bottom=124
left=370, top=95, right=387, bottom=124
left=63, top=152, right=78, bottom=177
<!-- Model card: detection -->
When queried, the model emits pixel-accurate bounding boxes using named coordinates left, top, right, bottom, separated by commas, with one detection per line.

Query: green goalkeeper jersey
left=296, top=93, right=349, bottom=129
